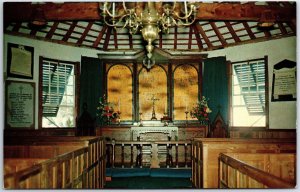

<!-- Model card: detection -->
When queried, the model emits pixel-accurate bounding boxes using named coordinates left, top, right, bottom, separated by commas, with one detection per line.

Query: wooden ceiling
left=4, top=2, right=296, bottom=53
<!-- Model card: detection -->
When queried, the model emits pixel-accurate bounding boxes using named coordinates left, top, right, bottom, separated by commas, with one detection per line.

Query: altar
left=130, top=121, right=178, bottom=141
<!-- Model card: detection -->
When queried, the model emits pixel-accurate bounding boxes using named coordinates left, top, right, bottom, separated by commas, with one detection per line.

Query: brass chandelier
left=99, top=1, right=198, bottom=69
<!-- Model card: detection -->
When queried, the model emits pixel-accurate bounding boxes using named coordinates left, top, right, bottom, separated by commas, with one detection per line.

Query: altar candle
left=112, top=2, right=115, bottom=17
left=118, top=98, right=121, bottom=111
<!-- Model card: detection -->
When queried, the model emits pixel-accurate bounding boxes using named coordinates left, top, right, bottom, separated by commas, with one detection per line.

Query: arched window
left=173, top=64, right=198, bottom=120
left=139, top=65, right=167, bottom=120
left=107, top=64, right=133, bottom=120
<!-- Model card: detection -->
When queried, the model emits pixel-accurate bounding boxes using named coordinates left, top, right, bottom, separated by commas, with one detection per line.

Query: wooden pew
left=4, top=146, right=88, bottom=189
left=4, top=145, right=83, bottom=158
left=4, top=158, right=47, bottom=175
left=191, top=138, right=296, bottom=188
left=219, top=153, right=296, bottom=188
left=4, top=136, right=106, bottom=189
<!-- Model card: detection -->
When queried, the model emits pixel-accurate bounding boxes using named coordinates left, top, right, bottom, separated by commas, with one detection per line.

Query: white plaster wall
left=204, top=36, right=297, bottom=129
left=3, top=34, right=297, bottom=129
left=3, top=34, right=101, bottom=129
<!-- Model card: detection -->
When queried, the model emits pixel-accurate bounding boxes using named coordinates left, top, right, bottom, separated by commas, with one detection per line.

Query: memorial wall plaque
left=5, top=81, right=35, bottom=128
left=271, top=59, right=296, bottom=102
left=7, top=43, right=34, bottom=79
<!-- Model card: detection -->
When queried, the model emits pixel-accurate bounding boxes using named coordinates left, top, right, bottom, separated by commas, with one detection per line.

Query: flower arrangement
left=190, top=96, right=212, bottom=123
left=96, top=94, right=120, bottom=125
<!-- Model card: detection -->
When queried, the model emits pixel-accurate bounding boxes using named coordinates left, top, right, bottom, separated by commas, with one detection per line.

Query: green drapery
left=79, top=56, right=104, bottom=124
left=203, top=56, right=228, bottom=123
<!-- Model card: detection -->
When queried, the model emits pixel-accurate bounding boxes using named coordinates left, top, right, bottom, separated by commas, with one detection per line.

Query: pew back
left=4, top=136, right=106, bottom=189
left=219, top=153, right=296, bottom=188
left=223, top=153, right=296, bottom=183
left=4, top=158, right=47, bottom=175
left=191, top=138, right=296, bottom=188
left=4, top=147, right=88, bottom=189
left=4, top=145, right=83, bottom=158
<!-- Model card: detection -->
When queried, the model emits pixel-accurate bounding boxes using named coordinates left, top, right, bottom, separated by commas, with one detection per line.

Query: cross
left=149, top=94, right=160, bottom=120
left=149, top=94, right=159, bottom=107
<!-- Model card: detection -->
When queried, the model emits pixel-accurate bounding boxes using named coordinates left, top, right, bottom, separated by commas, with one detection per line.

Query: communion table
left=130, top=121, right=178, bottom=141
left=130, top=121, right=179, bottom=168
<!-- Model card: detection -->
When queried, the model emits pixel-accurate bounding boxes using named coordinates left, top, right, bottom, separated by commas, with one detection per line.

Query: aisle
left=104, top=176, right=193, bottom=189
left=104, top=168, right=193, bottom=189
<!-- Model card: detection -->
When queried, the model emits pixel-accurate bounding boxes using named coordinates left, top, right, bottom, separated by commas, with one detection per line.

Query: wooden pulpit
left=209, top=111, right=228, bottom=138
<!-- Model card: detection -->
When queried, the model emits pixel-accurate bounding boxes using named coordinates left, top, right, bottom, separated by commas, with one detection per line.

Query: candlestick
left=139, top=112, right=143, bottom=127
left=185, top=111, right=189, bottom=126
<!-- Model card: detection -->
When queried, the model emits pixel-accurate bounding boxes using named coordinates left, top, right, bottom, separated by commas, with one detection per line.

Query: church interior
left=3, top=1, right=297, bottom=189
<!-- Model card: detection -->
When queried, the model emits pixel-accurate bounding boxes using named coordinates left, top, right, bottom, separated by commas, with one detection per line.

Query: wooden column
left=168, top=62, right=173, bottom=118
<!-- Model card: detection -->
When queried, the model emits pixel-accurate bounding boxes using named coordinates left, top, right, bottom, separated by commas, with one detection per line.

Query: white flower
left=206, top=107, right=212, bottom=113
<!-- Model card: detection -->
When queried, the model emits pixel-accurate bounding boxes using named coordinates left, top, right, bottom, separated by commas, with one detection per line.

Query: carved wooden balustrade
left=106, top=140, right=191, bottom=168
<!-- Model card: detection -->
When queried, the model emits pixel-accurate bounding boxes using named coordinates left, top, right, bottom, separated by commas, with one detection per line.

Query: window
left=39, top=57, right=79, bottom=128
left=231, top=57, right=268, bottom=127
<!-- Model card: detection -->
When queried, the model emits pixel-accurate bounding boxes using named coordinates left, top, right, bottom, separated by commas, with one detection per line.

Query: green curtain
left=80, top=56, right=104, bottom=124
left=203, top=56, right=228, bottom=123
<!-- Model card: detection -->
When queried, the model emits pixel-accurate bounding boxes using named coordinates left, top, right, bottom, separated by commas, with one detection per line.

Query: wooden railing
left=219, top=153, right=296, bottom=188
left=106, top=140, right=191, bottom=168
left=4, top=136, right=106, bottom=189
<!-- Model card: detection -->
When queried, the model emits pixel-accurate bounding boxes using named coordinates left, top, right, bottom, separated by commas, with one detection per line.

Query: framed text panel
left=7, top=43, right=34, bottom=79
left=5, top=80, right=35, bottom=129
left=271, top=59, right=296, bottom=102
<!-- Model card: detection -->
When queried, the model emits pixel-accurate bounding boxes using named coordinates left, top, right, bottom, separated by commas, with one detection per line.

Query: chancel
left=3, top=1, right=297, bottom=190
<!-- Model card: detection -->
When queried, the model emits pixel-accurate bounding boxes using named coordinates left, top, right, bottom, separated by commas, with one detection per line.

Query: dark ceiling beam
left=196, top=3, right=295, bottom=21
left=113, top=28, right=118, bottom=49
left=209, top=21, right=227, bottom=46
left=77, top=21, right=94, bottom=45
left=194, top=23, right=213, bottom=49
left=188, top=26, right=193, bottom=50
left=174, top=26, right=178, bottom=50
left=103, top=27, right=112, bottom=50
left=277, top=23, right=288, bottom=35
left=4, top=2, right=296, bottom=23
left=63, top=21, right=77, bottom=41
left=12, top=22, right=22, bottom=32
left=45, top=22, right=59, bottom=39
left=225, top=22, right=241, bottom=43
left=192, top=24, right=203, bottom=50
left=129, top=34, right=133, bottom=49
left=242, top=22, right=256, bottom=40
left=93, top=25, right=107, bottom=48
left=287, top=20, right=296, bottom=33
left=159, top=33, right=163, bottom=49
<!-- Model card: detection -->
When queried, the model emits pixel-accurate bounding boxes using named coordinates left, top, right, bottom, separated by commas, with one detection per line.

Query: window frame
left=38, top=56, right=80, bottom=129
left=230, top=56, right=269, bottom=129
